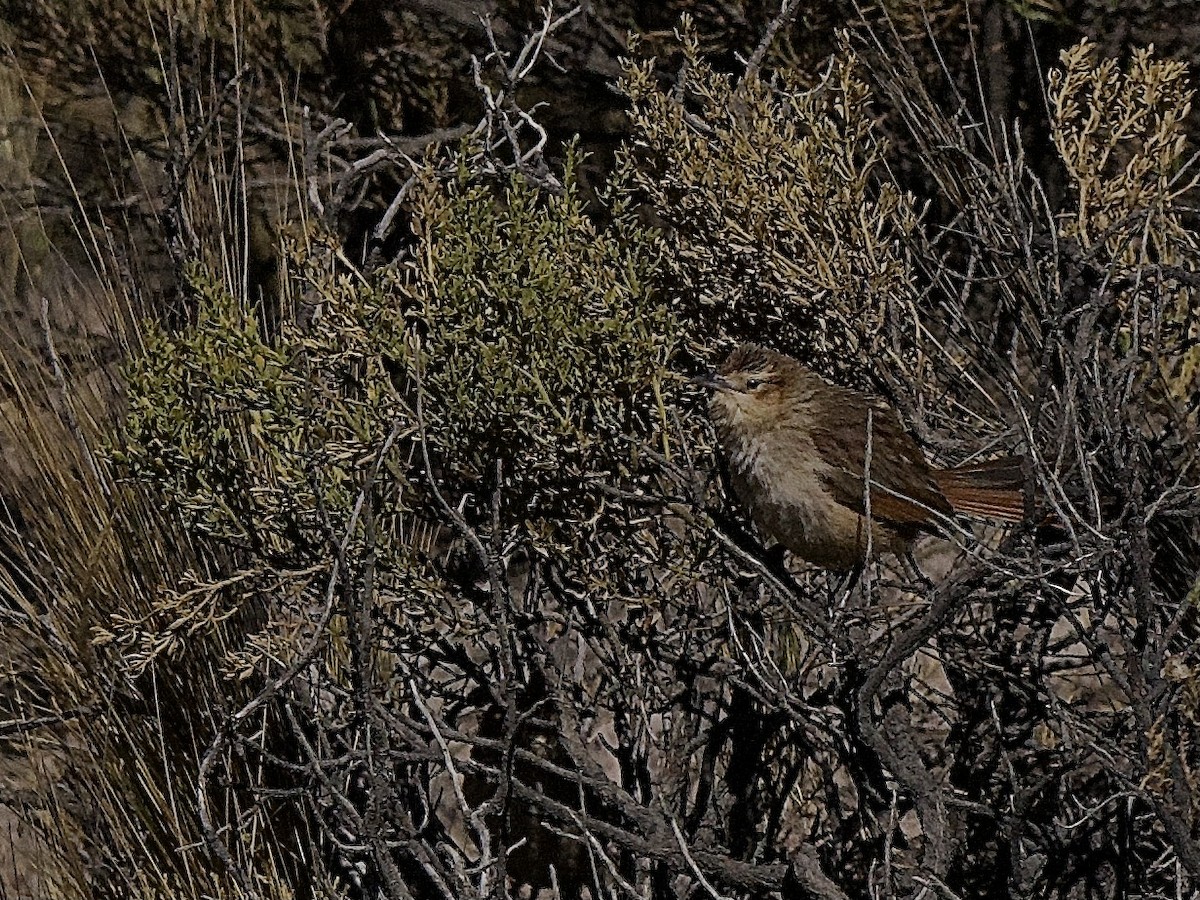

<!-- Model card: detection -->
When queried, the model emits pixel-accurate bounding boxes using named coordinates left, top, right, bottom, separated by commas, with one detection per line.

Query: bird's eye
left=745, top=378, right=763, bottom=390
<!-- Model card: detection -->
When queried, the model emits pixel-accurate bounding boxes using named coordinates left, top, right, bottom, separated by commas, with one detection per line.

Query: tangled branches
left=107, top=13, right=1200, bottom=900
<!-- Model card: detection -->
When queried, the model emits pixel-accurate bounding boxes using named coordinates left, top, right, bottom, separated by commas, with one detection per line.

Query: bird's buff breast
left=723, top=428, right=906, bottom=570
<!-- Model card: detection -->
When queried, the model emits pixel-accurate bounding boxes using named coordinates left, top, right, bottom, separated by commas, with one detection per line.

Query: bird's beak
left=690, top=372, right=735, bottom=392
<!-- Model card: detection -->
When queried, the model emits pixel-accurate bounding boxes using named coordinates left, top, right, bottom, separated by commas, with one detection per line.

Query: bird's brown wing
left=809, top=390, right=953, bottom=529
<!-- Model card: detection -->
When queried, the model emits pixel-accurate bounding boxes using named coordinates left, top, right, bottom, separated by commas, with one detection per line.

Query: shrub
left=617, top=22, right=921, bottom=384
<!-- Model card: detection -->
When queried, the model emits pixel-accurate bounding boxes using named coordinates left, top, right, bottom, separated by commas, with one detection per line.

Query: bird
left=698, top=343, right=1026, bottom=571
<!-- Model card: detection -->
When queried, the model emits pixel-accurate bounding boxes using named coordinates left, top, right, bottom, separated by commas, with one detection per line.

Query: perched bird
left=699, top=344, right=1025, bottom=571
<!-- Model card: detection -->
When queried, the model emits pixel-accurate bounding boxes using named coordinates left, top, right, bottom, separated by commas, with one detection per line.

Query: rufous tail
left=934, top=456, right=1026, bottom=523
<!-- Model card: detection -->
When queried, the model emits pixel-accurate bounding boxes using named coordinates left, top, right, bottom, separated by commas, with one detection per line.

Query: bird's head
left=694, top=344, right=803, bottom=431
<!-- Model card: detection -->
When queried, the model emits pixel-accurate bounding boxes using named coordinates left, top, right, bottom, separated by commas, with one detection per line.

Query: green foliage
left=396, top=155, right=675, bottom=492
left=112, top=260, right=383, bottom=558
left=113, top=151, right=677, bottom=572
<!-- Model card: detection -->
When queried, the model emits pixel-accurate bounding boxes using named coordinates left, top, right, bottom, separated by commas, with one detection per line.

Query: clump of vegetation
left=115, top=152, right=676, bottom=518
left=1051, top=38, right=1200, bottom=398
left=618, top=21, right=921, bottom=383
left=396, top=157, right=675, bottom=497
left=114, top=264, right=328, bottom=550
left=104, top=142, right=678, bottom=678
